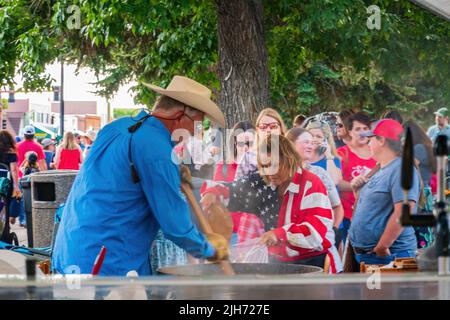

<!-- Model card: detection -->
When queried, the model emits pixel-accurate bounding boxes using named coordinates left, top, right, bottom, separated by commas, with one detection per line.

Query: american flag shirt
left=206, top=163, right=265, bottom=243
left=201, top=167, right=342, bottom=273
left=201, top=172, right=282, bottom=231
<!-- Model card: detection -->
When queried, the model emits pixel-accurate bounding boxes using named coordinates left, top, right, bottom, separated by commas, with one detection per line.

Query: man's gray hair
left=153, top=95, right=200, bottom=117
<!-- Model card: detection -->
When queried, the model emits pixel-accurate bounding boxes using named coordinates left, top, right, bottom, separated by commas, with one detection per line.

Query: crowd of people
left=15, top=75, right=443, bottom=277
left=0, top=126, right=97, bottom=228
left=181, top=106, right=447, bottom=272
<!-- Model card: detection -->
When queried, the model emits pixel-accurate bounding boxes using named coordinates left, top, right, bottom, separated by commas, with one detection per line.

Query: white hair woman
left=305, top=120, right=342, bottom=185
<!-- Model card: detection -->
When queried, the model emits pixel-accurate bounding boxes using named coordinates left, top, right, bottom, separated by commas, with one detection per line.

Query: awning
left=31, top=123, right=57, bottom=139
left=410, top=0, right=450, bottom=21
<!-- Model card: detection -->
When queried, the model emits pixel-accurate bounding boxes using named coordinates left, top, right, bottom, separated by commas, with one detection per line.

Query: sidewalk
left=10, top=222, right=28, bottom=246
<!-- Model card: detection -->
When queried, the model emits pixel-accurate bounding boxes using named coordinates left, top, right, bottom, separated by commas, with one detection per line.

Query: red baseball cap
left=360, top=119, right=404, bottom=141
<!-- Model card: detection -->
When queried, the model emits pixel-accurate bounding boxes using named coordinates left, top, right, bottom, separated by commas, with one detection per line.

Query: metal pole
left=60, top=59, right=65, bottom=136
left=107, top=99, right=111, bottom=123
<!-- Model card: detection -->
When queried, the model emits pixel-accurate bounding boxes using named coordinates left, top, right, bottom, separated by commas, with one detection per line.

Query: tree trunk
left=216, top=0, right=270, bottom=127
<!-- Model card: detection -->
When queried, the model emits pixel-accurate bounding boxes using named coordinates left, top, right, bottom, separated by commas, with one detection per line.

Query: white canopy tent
left=411, top=0, right=450, bottom=21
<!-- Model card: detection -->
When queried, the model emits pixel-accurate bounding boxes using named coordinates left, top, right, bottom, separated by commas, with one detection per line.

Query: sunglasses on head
left=258, top=122, right=280, bottom=130
left=309, top=119, right=327, bottom=124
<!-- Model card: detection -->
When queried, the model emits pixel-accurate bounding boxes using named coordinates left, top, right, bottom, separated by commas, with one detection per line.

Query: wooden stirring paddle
left=206, top=202, right=233, bottom=242
left=180, top=166, right=235, bottom=276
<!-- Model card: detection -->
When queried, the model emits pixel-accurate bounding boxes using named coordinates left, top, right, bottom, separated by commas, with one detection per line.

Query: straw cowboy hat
left=143, top=76, right=226, bottom=127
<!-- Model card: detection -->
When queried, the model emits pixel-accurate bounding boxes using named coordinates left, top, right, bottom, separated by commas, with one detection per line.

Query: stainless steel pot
left=158, top=263, right=323, bottom=276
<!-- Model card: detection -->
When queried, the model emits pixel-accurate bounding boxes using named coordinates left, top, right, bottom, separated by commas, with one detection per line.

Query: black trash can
left=19, top=177, right=33, bottom=248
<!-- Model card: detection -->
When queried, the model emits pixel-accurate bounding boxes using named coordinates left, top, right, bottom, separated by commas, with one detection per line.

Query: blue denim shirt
left=349, top=157, right=419, bottom=252
left=52, top=111, right=214, bottom=276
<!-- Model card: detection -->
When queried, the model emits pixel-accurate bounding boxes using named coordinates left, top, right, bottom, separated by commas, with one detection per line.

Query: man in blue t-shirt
left=349, top=119, right=419, bottom=267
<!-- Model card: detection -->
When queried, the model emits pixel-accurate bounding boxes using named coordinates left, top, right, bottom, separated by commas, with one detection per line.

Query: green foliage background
left=113, top=107, right=137, bottom=119
left=0, top=0, right=449, bottom=128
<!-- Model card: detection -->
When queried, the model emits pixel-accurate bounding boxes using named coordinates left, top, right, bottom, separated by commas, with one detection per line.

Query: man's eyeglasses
left=181, top=108, right=204, bottom=130
left=183, top=111, right=196, bottom=122
left=236, top=140, right=254, bottom=148
left=258, top=122, right=280, bottom=130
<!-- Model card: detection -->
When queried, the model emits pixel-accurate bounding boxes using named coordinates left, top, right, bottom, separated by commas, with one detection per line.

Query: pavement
left=9, top=221, right=28, bottom=246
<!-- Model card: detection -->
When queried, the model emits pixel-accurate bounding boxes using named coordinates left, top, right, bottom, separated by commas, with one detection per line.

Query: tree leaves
left=0, top=0, right=448, bottom=128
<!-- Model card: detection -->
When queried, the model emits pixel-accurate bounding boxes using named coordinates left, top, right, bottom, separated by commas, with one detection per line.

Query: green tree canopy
left=1, top=0, right=449, bottom=127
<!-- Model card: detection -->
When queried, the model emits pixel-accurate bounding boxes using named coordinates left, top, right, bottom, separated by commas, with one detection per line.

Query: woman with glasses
left=202, top=109, right=286, bottom=245
left=335, top=109, right=355, bottom=148
left=255, top=108, right=287, bottom=139
left=201, top=134, right=341, bottom=272
left=211, top=121, right=257, bottom=182
left=201, top=121, right=261, bottom=245
left=305, top=120, right=343, bottom=185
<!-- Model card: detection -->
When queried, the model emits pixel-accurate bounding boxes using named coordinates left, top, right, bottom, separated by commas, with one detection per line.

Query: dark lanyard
left=127, top=109, right=187, bottom=183
left=128, top=112, right=152, bottom=183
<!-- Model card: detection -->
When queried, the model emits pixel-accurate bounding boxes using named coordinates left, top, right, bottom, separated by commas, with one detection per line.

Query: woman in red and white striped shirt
left=201, top=134, right=342, bottom=272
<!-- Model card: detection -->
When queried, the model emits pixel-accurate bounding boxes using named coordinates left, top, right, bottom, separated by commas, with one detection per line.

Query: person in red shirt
left=337, top=112, right=377, bottom=243
left=16, top=125, right=47, bottom=178
left=55, top=131, right=84, bottom=170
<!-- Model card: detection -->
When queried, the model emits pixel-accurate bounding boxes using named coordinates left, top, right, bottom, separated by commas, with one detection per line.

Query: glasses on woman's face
left=257, top=122, right=280, bottom=131
left=336, top=123, right=344, bottom=128
left=236, top=140, right=254, bottom=148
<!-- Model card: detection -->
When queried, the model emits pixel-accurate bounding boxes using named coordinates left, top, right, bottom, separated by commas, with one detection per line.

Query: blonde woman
left=305, top=120, right=342, bottom=185
left=55, top=132, right=84, bottom=170
left=255, top=108, right=287, bottom=140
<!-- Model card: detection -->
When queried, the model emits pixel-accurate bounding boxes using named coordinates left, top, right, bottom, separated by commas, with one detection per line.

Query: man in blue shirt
left=349, top=119, right=419, bottom=267
left=427, top=107, right=450, bottom=142
left=52, top=76, right=228, bottom=276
